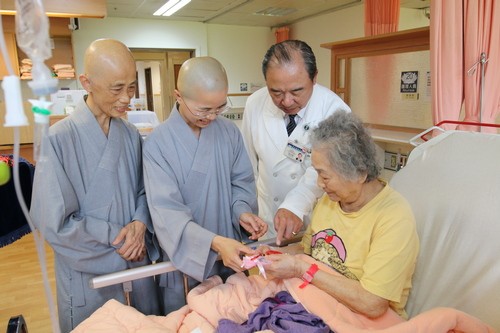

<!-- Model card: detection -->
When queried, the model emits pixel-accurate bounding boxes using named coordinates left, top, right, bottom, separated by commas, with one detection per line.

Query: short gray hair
left=310, top=110, right=380, bottom=182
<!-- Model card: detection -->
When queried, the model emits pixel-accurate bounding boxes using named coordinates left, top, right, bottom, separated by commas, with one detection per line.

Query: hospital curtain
left=275, top=26, right=289, bottom=43
left=364, top=0, right=400, bottom=36
left=462, top=0, right=500, bottom=128
left=430, top=1, right=463, bottom=130
left=431, top=0, right=500, bottom=131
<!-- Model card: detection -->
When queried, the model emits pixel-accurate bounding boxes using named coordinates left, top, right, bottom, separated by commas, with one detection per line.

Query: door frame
left=131, top=49, right=193, bottom=121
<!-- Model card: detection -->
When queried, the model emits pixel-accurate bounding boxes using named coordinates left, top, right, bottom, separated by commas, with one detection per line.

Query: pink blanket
left=72, top=255, right=496, bottom=333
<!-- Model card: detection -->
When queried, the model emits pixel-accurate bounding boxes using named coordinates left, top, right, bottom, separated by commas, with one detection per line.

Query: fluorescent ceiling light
left=153, top=0, right=191, bottom=16
left=153, top=0, right=178, bottom=16
left=254, top=7, right=297, bottom=17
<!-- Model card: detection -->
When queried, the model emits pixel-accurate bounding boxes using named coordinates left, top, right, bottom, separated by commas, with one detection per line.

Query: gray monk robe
left=30, top=99, right=160, bottom=332
left=143, top=106, right=258, bottom=314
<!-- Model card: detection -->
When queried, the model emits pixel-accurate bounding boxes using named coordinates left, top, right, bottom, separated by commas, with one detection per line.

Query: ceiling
left=106, top=0, right=431, bottom=28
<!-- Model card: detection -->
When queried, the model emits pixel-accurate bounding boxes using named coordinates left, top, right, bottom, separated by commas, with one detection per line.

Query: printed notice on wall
left=400, top=71, right=418, bottom=93
left=426, top=71, right=431, bottom=98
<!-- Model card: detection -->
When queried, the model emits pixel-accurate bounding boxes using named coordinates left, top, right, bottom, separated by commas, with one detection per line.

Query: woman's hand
left=112, top=220, right=147, bottom=262
left=263, top=253, right=308, bottom=280
left=211, top=235, right=256, bottom=272
left=239, top=212, right=268, bottom=240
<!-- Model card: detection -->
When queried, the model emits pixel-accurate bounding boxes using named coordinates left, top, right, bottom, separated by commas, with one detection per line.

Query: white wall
left=72, top=17, right=208, bottom=70
left=290, top=5, right=365, bottom=87
left=68, top=6, right=429, bottom=100
left=289, top=4, right=430, bottom=87
left=399, top=7, right=430, bottom=31
left=70, top=17, right=274, bottom=96
left=207, top=24, right=272, bottom=98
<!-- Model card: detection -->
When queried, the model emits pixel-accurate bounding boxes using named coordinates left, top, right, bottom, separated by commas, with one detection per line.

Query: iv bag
left=15, top=0, right=58, bottom=96
left=15, top=0, right=52, bottom=61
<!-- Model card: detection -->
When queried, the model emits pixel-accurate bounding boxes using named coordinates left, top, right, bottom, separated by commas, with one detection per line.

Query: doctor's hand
left=112, top=220, right=147, bottom=262
left=274, top=208, right=303, bottom=246
left=211, top=235, right=256, bottom=272
left=239, top=212, right=268, bottom=240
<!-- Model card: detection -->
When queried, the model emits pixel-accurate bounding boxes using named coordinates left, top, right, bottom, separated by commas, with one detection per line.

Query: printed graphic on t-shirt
left=311, top=228, right=358, bottom=280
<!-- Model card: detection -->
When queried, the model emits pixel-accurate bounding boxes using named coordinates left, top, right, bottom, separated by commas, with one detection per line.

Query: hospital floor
left=0, top=233, right=56, bottom=333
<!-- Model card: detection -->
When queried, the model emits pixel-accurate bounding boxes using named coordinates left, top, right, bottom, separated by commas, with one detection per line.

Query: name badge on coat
left=284, top=140, right=311, bottom=163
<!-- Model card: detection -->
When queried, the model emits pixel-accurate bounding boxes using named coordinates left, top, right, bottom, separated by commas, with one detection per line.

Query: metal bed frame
left=409, top=120, right=500, bottom=146
left=90, top=233, right=304, bottom=305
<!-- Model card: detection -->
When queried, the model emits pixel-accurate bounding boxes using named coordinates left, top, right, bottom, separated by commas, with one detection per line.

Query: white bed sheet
left=390, top=131, right=500, bottom=330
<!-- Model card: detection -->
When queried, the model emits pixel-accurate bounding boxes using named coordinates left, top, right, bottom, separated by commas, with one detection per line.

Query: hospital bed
left=10, top=127, right=500, bottom=332
left=391, top=129, right=500, bottom=329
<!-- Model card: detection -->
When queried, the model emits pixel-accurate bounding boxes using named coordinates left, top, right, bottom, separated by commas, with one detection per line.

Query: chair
left=6, top=315, right=28, bottom=333
left=0, top=155, right=35, bottom=248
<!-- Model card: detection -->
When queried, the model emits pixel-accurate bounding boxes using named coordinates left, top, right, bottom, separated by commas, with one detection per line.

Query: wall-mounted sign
left=400, top=71, right=418, bottom=93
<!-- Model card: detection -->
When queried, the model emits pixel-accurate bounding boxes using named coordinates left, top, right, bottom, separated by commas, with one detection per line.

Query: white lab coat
left=241, top=84, right=351, bottom=238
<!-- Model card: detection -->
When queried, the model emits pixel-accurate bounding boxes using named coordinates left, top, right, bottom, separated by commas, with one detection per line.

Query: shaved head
left=79, top=38, right=138, bottom=125
left=84, top=39, right=135, bottom=78
left=177, top=57, right=228, bottom=99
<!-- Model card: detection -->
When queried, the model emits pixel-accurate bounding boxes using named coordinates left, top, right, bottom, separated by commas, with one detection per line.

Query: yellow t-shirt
left=302, top=181, right=419, bottom=318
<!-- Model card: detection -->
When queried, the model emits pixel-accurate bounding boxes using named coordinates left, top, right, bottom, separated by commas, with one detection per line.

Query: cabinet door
left=0, top=32, right=20, bottom=78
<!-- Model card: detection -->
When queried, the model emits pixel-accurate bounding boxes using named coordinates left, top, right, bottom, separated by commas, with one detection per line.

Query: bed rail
left=89, top=233, right=303, bottom=303
left=409, top=120, right=500, bottom=146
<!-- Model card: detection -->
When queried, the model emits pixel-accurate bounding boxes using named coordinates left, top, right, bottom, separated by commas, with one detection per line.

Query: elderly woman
left=262, top=110, right=419, bottom=319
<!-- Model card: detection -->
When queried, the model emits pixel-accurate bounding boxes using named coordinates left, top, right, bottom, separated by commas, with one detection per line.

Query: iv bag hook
left=467, top=52, right=489, bottom=127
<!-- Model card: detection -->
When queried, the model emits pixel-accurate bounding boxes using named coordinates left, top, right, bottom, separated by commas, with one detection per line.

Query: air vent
left=254, top=7, right=297, bottom=17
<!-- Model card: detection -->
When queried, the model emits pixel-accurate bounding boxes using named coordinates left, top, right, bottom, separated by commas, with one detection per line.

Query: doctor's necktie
left=287, top=114, right=297, bottom=136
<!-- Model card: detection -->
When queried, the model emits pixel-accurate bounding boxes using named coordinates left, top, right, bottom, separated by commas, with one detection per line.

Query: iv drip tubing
left=12, top=129, right=61, bottom=333
left=0, top=6, right=61, bottom=333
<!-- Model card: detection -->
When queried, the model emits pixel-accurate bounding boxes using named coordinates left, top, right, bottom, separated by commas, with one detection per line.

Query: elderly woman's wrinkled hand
left=112, top=220, right=147, bottom=262
left=263, top=252, right=305, bottom=280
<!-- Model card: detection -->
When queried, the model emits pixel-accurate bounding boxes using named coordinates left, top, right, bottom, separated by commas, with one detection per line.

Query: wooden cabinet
left=0, top=16, right=76, bottom=145
left=0, top=32, right=19, bottom=77
left=0, top=110, right=35, bottom=146
left=1, top=15, right=75, bottom=80
left=49, top=115, right=67, bottom=126
left=16, top=35, right=75, bottom=80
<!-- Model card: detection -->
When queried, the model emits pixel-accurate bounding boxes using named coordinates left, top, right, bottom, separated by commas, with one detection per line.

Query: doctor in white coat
left=241, top=40, right=351, bottom=244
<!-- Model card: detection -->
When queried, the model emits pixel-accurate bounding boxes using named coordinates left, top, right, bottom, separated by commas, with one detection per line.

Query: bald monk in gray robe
left=30, top=39, right=159, bottom=332
left=143, top=56, right=268, bottom=314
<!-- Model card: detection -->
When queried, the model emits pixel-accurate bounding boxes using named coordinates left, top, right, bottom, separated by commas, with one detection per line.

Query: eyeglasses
left=180, top=96, right=231, bottom=119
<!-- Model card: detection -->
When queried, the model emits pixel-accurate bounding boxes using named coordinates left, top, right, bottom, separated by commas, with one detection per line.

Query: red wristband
left=299, top=263, right=319, bottom=289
